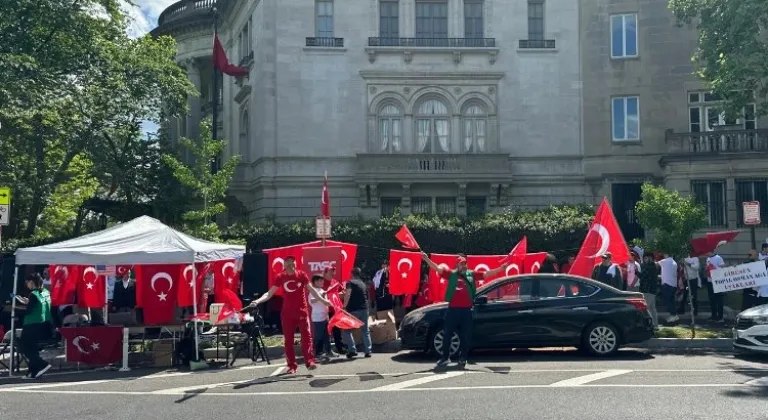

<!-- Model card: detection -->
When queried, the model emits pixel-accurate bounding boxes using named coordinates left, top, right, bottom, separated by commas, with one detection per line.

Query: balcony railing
left=306, top=37, right=344, bottom=48
left=356, top=153, right=511, bottom=179
left=368, top=37, right=496, bottom=48
left=518, top=39, right=556, bottom=49
left=157, top=0, right=217, bottom=26
left=665, top=129, right=768, bottom=154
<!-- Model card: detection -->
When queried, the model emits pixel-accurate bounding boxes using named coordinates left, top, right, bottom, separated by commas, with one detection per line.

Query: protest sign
left=711, top=261, right=768, bottom=293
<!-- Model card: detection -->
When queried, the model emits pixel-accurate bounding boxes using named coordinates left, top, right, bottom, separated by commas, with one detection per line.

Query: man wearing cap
left=248, top=256, right=332, bottom=374
left=421, top=252, right=508, bottom=368
left=591, top=252, right=623, bottom=289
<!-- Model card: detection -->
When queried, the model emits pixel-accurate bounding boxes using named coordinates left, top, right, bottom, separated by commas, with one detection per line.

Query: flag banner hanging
left=213, top=259, right=240, bottom=302
left=77, top=266, right=106, bottom=308
left=60, top=326, right=123, bottom=365
left=49, top=265, right=78, bottom=306
left=388, top=249, right=421, bottom=295
left=135, top=264, right=179, bottom=325
left=395, top=224, right=420, bottom=250
left=569, top=198, right=630, bottom=278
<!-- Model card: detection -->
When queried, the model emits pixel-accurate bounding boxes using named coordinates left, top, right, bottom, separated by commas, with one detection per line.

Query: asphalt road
left=1, top=349, right=767, bottom=420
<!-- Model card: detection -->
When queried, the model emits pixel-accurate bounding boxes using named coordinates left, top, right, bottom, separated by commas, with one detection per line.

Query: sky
left=123, top=0, right=178, bottom=137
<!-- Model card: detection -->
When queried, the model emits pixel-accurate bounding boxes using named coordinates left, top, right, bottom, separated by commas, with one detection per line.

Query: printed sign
left=302, top=246, right=342, bottom=283
left=743, top=201, right=761, bottom=225
left=711, top=260, right=768, bottom=293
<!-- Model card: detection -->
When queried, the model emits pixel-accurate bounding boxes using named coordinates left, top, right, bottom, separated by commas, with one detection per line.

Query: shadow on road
left=392, top=348, right=654, bottom=364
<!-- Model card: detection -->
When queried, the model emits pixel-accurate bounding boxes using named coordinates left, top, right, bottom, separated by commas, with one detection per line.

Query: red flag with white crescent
left=60, top=326, right=123, bottom=365
left=307, top=239, right=358, bottom=281
left=77, top=266, right=106, bottom=308
left=135, top=264, right=179, bottom=325
left=501, top=237, right=528, bottom=264
left=525, top=252, right=549, bottom=273
left=213, top=259, right=240, bottom=302
left=395, top=224, right=421, bottom=250
left=321, top=171, right=330, bottom=218
left=264, top=244, right=305, bottom=296
left=466, top=255, right=507, bottom=287
left=49, top=265, right=78, bottom=306
left=428, top=253, right=458, bottom=302
left=388, top=249, right=421, bottom=295
left=327, top=309, right=364, bottom=333
left=568, top=198, right=630, bottom=278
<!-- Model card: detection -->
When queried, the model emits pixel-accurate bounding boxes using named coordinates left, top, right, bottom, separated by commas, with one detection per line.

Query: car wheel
left=582, top=322, right=620, bottom=356
left=428, top=327, right=460, bottom=358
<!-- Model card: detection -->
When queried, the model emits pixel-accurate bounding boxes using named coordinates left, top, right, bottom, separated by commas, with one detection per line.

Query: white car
left=733, top=304, right=768, bottom=354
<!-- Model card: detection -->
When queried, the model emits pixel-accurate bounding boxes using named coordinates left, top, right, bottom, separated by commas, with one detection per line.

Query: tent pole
left=191, top=261, right=200, bottom=361
left=119, top=327, right=130, bottom=371
left=8, top=265, right=19, bottom=377
left=103, top=275, right=109, bottom=325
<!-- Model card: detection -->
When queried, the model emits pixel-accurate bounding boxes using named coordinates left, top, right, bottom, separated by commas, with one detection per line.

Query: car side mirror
left=474, top=296, right=488, bottom=305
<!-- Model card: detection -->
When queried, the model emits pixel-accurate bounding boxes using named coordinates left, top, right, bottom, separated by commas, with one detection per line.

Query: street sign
left=0, top=204, right=8, bottom=226
left=0, top=187, right=9, bottom=206
left=315, top=217, right=331, bottom=239
left=743, top=201, right=761, bottom=225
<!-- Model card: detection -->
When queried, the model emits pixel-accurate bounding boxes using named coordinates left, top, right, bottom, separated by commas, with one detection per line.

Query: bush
left=223, top=205, right=596, bottom=275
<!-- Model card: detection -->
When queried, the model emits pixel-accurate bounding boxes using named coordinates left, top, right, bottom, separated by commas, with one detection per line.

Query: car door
left=473, top=277, right=540, bottom=347
left=528, top=278, right=601, bottom=346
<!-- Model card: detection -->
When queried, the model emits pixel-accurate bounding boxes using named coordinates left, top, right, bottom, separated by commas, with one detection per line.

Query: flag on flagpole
left=212, top=35, right=249, bottom=77
left=321, top=171, right=330, bottom=218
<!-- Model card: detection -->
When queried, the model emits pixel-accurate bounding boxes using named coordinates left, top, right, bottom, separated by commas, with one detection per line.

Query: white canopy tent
left=14, top=215, right=245, bottom=265
left=9, top=216, right=245, bottom=375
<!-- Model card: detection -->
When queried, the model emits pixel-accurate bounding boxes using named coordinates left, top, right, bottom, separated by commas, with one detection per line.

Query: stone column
left=458, top=183, right=467, bottom=216
left=726, top=178, right=736, bottom=229
left=404, top=114, right=414, bottom=152
left=184, top=59, right=202, bottom=141
left=451, top=114, right=461, bottom=152
left=401, top=183, right=412, bottom=215
left=402, top=0, right=414, bottom=37
left=450, top=0, right=461, bottom=38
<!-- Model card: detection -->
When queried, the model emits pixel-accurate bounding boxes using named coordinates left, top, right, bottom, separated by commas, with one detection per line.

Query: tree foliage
left=635, top=183, right=707, bottom=258
left=668, top=0, right=768, bottom=116
left=162, top=119, right=241, bottom=241
left=0, top=0, right=195, bottom=243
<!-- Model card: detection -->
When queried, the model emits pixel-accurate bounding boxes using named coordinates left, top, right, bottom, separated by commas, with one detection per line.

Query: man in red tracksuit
left=248, top=256, right=331, bottom=373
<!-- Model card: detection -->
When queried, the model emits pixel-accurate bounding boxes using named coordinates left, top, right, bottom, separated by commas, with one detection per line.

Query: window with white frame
left=611, top=96, right=640, bottom=141
left=688, top=91, right=756, bottom=133
left=462, top=104, right=487, bottom=152
left=527, top=0, right=544, bottom=40
left=378, top=103, right=403, bottom=153
left=316, top=0, right=334, bottom=38
left=610, top=14, right=637, bottom=58
left=464, top=0, right=483, bottom=39
left=416, top=99, right=450, bottom=153
left=691, top=180, right=727, bottom=227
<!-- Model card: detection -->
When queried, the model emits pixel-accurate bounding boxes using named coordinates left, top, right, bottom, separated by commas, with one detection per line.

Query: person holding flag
left=246, top=256, right=332, bottom=374
left=421, top=252, right=508, bottom=368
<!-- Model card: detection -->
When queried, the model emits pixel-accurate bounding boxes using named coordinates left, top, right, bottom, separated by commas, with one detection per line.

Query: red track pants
left=281, top=310, right=314, bottom=370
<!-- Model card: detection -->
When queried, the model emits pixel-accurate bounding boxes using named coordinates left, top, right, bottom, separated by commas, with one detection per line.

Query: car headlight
left=404, top=311, right=425, bottom=325
left=753, top=316, right=768, bottom=325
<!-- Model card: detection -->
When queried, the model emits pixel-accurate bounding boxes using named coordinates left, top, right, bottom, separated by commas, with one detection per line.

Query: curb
left=633, top=338, right=733, bottom=351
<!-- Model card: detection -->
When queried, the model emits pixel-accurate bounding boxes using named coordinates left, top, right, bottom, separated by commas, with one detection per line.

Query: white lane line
left=371, top=371, right=465, bottom=391
left=1, top=379, right=118, bottom=391
left=550, top=370, right=633, bottom=387
left=151, top=379, right=254, bottom=395
left=0, top=382, right=755, bottom=397
left=269, top=367, right=286, bottom=377
left=745, top=376, right=768, bottom=386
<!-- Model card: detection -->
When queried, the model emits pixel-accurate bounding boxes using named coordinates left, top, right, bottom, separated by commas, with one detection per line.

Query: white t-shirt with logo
left=659, top=257, right=678, bottom=288
left=308, top=286, right=329, bottom=322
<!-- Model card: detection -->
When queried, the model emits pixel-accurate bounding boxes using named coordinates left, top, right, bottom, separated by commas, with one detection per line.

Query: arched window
left=462, top=104, right=487, bottom=152
left=415, top=99, right=450, bottom=153
left=239, top=109, right=249, bottom=158
left=378, top=104, right=402, bottom=152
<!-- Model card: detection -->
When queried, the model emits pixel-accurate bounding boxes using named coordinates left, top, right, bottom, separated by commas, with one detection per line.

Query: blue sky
left=123, top=1, right=178, bottom=137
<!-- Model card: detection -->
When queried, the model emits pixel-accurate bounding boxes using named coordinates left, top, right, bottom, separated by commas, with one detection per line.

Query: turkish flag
left=213, top=35, right=249, bottom=77
left=327, top=308, right=364, bottom=333
left=177, top=263, right=207, bottom=307
left=77, top=266, right=106, bottom=308
left=428, top=253, right=458, bottom=302
left=569, top=198, right=630, bottom=278
left=467, top=255, right=507, bottom=287
left=60, top=326, right=123, bottom=365
left=306, top=240, right=358, bottom=281
left=321, top=171, right=330, bottom=217
left=213, top=259, right=240, bottom=301
left=116, top=265, right=132, bottom=277
left=49, top=265, right=78, bottom=306
left=690, top=231, right=741, bottom=257
left=389, top=250, right=421, bottom=295
left=326, top=281, right=344, bottom=309
left=525, top=252, right=549, bottom=273
left=264, top=244, right=305, bottom=296
left=395, top=224, right=420, bottom=250
left=501, top=237, right=528, bottom=264
left=135, top=264, right=179, bottom=325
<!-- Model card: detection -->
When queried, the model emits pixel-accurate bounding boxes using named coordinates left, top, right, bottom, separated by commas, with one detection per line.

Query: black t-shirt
left=345, top=279, right=369, bottom=312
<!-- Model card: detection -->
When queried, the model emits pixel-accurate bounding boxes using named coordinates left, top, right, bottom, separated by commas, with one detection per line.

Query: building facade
left=153, top=0, right=768, bottom=251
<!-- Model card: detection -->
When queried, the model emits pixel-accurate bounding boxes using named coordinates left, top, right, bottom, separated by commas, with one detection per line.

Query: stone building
left=153, top=0, right=768, bottom=250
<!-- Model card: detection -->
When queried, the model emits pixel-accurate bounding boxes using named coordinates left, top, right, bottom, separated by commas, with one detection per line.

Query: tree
left=634, top=183, right=708, bottom=258
left=668, top=0, right=768, bottom=116
left=162, top=119, right=241, bottom=241
left=0, top=0, right=194, bottom=239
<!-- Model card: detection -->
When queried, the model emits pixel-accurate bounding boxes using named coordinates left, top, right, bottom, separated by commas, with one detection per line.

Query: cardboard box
left=376, top=310, right=395, bottom=325
left=209, top=303, right=224, bottom=324
left=370, top=320, right=397, bottom=344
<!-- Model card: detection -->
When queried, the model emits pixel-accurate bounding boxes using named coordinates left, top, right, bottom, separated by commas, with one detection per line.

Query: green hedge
left=223, top=205, right=596, bottom=275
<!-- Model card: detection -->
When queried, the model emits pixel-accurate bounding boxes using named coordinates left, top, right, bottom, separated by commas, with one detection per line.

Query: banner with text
left=712, top=261, right=768, bottom=293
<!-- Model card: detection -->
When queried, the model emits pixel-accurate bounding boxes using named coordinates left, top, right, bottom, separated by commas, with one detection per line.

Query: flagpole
left=211, top=6, right=220, bottom=174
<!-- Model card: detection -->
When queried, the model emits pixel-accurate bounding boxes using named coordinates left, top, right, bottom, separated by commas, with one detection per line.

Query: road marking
left=550, top=370, right=633, bottom=387
left=151, top=379, right=255, bottom=395
left=270, top=367, right=286, bottom=377
left=371, top=371, right=465, bottom=391
left=0, top=379, right=118, bottom=391
left=745, top=376, right=768, bottom=386
left=0, top=383, right=757, bottom=397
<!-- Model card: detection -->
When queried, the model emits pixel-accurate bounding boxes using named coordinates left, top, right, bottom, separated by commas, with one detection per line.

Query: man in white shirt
left=658, top=255, right=679, bottom=323
left=705, top=251, right=726, bottom=322
left=682, top=254, right=701, bottom=316
left=759, top=243, right=768, bottom=261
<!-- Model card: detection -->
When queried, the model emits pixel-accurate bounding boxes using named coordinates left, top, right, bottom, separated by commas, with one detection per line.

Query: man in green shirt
left=15, top=273, right=53, bottom=379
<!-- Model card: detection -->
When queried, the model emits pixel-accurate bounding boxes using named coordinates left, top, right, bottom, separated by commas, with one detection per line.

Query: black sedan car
left=399, top=274, right=654, bottom=356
